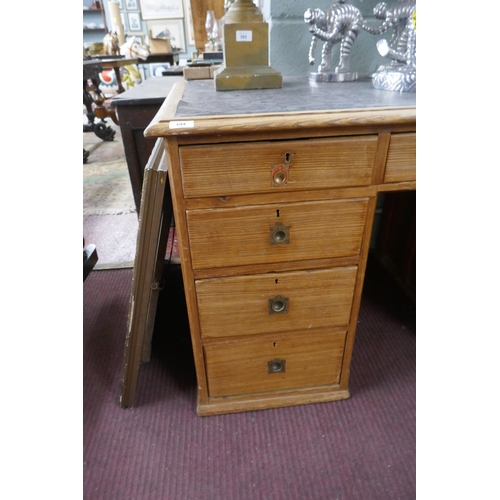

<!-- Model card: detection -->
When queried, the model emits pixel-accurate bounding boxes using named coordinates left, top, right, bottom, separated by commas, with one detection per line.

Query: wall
left=267, top=0, right=387, bottom=76
left=91, top=1, right=389, bottom=76
left=100, top=0, right=197, bottom=64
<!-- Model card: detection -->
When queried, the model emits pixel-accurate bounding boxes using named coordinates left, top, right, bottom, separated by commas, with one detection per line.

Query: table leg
left=83, top=78, right=116, bottom=141
left=114, top=67, right=126, bottom=93
left=83, top=80, right=96, bottom=132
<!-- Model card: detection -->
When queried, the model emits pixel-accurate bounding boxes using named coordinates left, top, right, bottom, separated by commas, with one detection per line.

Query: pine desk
left=120, top=77, right=416, bottom=416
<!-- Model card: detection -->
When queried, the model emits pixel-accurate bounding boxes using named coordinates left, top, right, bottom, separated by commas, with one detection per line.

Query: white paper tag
left=236, top=30, right=253, bottom=42
left=169, top=120, right=194, bottom=129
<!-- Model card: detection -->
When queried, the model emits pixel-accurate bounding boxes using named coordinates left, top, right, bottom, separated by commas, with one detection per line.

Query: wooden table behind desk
left=142, top=51, right=182, bottom=66
left=111, top=76, right=184, bottom=213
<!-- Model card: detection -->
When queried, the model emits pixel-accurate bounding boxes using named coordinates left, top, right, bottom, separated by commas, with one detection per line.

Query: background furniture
left=111, top=76, right=184, bottom=213
left=83, top=57, right=138, bottom=143
left=83, top=59, right=116, bottom=142
left=141, top=50, right=182, bottom=66
left=121, top=76, right=416, bottom=415
left=374, top=190, right=416, bottom=302
left=83, top=1, right=108, bottom=45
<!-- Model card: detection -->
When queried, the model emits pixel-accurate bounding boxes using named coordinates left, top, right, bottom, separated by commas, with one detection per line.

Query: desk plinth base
left=214, top=65, right=283, bottom=91
left=197, top=388, right=351, bottom=416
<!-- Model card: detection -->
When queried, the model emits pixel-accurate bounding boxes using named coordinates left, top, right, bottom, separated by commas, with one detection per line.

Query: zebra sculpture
left=361, top=1, right=416, bottom=92
left=371, top=8, right=416, bottom=92
left=304, top=0, right=362, bottom=82
left=361, top=0, right=416, bottom=70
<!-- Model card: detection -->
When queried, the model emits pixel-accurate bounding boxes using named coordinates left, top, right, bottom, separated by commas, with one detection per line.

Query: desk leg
left=120, top=138, right=170, bottom=409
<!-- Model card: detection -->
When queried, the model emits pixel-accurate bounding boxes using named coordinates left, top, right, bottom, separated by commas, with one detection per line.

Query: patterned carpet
left=83, top=109, right=139, bottom=266
left=83, top=112, right=136, bottom=216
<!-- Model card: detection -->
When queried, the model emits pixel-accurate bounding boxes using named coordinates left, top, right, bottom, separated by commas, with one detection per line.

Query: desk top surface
left=145, top=76, right=416, bottom=138
left=176, top=76, right=416, bottom=118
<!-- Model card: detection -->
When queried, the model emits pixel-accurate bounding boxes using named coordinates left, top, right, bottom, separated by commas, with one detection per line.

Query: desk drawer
left=196, top=266, right=357, bottom=339
left=384, top=133, right=416, bottom=183
left=204, top=329, right=346, bottom=398
left=179, top=136, right=378, bottom=198
left=187, top=198, right=369, bottom=270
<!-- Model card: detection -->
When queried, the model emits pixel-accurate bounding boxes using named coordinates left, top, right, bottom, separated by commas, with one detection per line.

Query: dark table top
left=141, top=51, right=181, bottom=64
left=110, top=75, right=185, bottom=106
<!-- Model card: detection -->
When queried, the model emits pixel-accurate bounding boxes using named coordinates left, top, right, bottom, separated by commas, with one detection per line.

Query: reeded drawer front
left=187, top=198, right=369, bottom=270
left=384, top=133, right=416, bottom=183
left=196, top=266, right=357, bottom=338
left=204, top=329, right=347, bottom=398
left=179, top=136, right=378, bottom=198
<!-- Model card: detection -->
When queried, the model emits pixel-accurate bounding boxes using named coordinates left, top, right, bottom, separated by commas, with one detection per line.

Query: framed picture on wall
left=147, top=19, right=186, bottom=52
left=126, top=33, right=145, bottom=44
left=140, top=0, right=184, bottom=20
left=125, top=0, right=138, bottom=9
left=128, top=12, right=142, bottom=31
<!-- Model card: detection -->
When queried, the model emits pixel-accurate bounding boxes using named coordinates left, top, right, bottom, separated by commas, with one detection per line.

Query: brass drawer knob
left=270, top=222, right=290, bottom=244
left=271, top=151, right=293, bottom=187
left=268, top=295, right=289, bottom=314
left=268, top=358, right=286, bottom=374
left=271, top=164, right=289, bottom=186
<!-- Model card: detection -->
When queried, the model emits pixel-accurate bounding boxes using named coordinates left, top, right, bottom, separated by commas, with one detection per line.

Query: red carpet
left=83, top=256, right=415, bottom=499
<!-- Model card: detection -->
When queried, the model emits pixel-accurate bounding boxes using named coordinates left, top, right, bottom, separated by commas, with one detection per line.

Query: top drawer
left=384, top=133, right=416, bottom=183
left=179, top=136, right=378, bottom=198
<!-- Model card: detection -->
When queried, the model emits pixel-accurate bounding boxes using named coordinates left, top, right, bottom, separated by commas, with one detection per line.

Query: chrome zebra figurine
left=304, top=0, right=362, bottom=80
left=372, top=7, right=416, bottom=92
left=362, top=0, right=416, bottom=68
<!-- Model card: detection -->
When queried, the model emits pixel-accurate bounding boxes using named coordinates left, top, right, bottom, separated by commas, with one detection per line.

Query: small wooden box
left=183, top=66, right=212, bottom=80
left=149, top=37, right=172, bottom=54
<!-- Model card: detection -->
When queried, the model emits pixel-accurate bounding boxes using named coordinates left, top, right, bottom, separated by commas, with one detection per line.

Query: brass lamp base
left=214, top=0, right=282, bottom=91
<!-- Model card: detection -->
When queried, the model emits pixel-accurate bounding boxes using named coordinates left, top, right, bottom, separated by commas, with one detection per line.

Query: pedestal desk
left=120, top=76, right=416, bottom=416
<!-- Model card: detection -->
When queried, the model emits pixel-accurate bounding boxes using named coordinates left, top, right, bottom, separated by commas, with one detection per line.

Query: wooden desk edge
left=144, top=81, right=416, bottom=138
